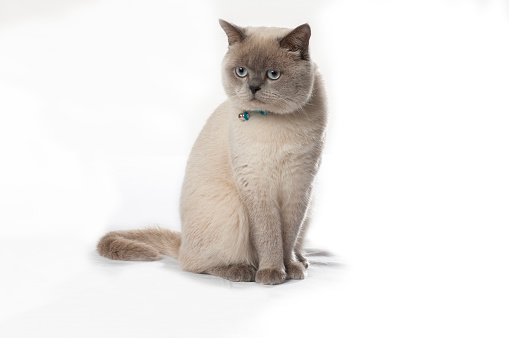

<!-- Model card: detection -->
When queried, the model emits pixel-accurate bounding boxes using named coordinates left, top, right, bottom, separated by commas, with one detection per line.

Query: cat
left=97, top=19, right=328, bottom=285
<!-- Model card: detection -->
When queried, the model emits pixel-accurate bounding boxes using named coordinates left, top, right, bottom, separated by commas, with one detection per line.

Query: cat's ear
left=219, top=19, right=246, bottom=46
left=279, top=23, right=311, bottom=60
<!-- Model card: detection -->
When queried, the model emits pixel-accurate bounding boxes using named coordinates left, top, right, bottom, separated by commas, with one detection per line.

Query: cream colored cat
left=97, top=20, right=327, bottom=285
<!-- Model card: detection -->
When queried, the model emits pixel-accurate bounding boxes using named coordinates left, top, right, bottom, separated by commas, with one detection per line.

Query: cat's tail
left=97, top=227, right=181, bottom=261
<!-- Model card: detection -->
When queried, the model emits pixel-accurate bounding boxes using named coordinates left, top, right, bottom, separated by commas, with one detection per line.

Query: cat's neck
left=238, top=110, right=272, bottom=121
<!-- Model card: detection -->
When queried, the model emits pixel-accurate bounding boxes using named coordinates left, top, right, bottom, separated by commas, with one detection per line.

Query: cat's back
left=182, top=101, right=231, bottom=181
left=189, top=101, right=230, bottom=150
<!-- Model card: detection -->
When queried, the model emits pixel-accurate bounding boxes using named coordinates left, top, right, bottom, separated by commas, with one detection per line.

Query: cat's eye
left=267, top=70, right=281, bottom=80
left=235, top=67, right=248, bottom=78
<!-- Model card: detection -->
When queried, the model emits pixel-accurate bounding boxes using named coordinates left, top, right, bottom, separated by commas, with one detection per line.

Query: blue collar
left=238, top=110, right=272, bottom=121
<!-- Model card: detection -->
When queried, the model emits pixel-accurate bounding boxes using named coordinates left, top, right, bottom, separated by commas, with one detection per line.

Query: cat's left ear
left=279, top=23, right=311, bottom=60
left=219, top=19, right=246, bottom=46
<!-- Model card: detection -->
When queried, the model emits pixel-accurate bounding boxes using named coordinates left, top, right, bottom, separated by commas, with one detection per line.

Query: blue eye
left=267, top=70, right=280, bottom=80
left=235, top=67, right=248, bottom=77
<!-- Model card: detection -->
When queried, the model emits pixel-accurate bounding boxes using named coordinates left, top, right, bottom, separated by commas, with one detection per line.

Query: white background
left=1, top=0, right=508, bottom=337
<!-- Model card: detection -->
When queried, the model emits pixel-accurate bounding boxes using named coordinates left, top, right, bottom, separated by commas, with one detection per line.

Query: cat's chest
left=228, top=114, right=324, bottom=171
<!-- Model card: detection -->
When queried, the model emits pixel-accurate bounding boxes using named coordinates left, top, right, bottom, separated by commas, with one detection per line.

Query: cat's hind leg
left=206, top=264, right=256, bottom=282
left=295, top=251, right=309, bottom=269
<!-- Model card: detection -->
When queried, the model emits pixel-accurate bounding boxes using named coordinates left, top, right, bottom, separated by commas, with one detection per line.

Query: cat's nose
left=249, top=85, right=261, bottom=94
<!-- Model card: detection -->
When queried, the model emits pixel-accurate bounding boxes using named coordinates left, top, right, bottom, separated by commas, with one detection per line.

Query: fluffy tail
left=97, top=227, right=181, bottom=261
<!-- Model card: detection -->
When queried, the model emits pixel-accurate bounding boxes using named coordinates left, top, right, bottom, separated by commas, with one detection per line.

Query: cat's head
left=219, top=20, right=315, bottom=114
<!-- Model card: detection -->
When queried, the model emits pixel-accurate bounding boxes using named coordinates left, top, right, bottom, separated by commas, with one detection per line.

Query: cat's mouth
left=249, top=97, right=264, bottom=104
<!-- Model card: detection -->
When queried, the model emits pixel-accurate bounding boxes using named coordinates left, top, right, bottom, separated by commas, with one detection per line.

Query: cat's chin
left=239, top=99, right=280, bottom=113
left=248, top=98, right=264, bottom=104
left=232, top=98, right=298, bottom=115
left=240, top=99, right=271, bottom=111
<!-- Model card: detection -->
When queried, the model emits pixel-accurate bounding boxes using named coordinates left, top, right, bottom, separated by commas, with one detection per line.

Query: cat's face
left=220, top=21, right=315, bottom=114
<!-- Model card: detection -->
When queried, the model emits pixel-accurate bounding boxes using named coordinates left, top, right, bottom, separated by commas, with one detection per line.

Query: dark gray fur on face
left=220, top=20, right=315, bottom=114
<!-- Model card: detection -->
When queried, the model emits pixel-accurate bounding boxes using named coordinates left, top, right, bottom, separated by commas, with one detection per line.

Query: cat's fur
left=97, top=20, right=327, bottom=285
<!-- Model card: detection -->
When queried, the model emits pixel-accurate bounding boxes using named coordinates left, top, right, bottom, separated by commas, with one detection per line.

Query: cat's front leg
left=280, top=182, right=314, bottom=280
left=280, top=201, right=309, bottom=280
left=294, top=205, right=312, bottom=269
left=246, top=202, right=287, bottom=285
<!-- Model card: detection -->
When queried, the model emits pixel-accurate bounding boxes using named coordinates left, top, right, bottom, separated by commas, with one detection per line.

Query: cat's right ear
left=219, top=19, right=246, bottom=46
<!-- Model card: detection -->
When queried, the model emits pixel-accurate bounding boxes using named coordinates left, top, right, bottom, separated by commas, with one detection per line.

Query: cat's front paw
left=255, top=268, right=286, bottom=285
left=285, top=261, right=307, bottom=280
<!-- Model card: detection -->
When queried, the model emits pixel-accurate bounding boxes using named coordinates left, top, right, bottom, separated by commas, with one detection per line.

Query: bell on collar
left=238, top=112, right=250, bottom=121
